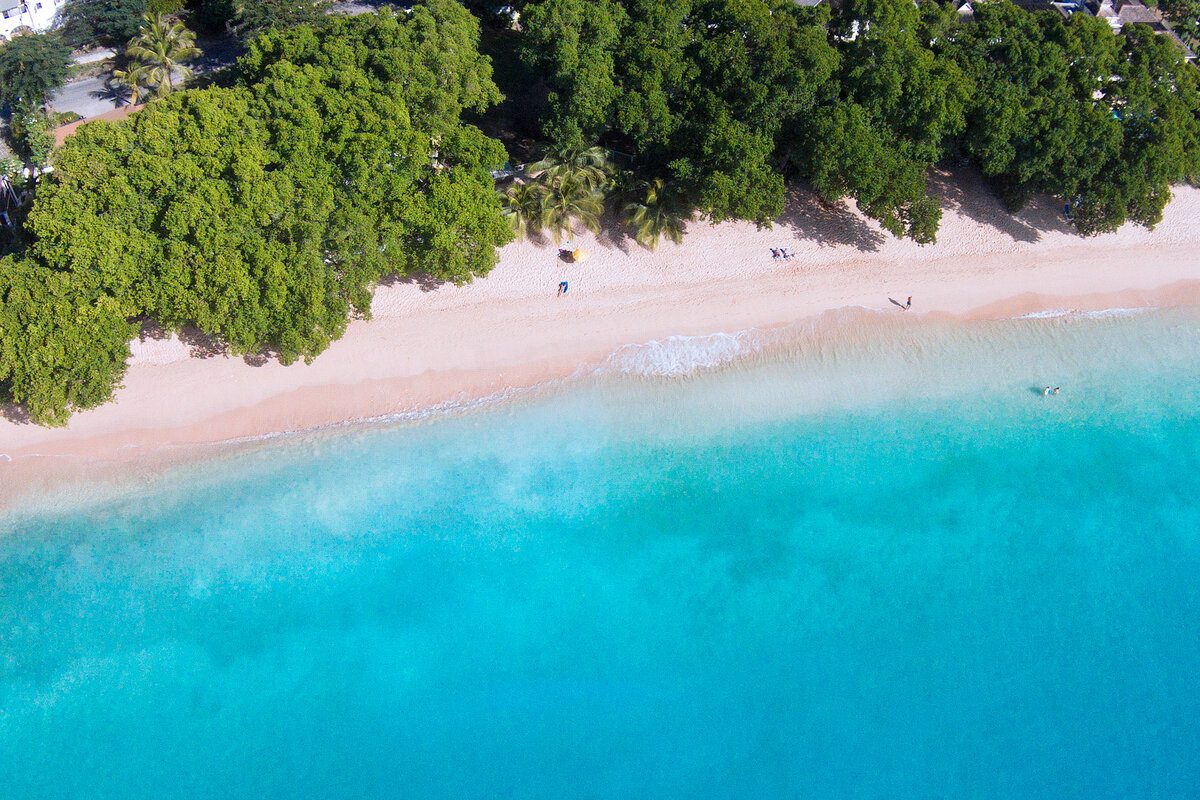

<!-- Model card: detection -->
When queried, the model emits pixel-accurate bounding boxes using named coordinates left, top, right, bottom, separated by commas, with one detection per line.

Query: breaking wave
left=596, top=331, right=768, bottom=377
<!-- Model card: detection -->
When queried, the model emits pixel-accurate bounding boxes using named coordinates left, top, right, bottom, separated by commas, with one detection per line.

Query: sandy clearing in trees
left=2, top=170, right=1199, bottom=504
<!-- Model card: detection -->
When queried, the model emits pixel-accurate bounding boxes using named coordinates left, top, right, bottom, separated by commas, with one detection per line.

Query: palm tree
left=111, top=61, right=151, bottom=106
left=124, top=13, right=202, bottom=98
left=500, top=181, right=546, bottom=240
left=624, top=178, right=691, bottom=250
left=539, top=172, right=605, bottom=243
left=529, top=143, right=613, bottom=193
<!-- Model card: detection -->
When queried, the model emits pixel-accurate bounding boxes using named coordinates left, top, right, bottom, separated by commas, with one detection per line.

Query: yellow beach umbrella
left=572, top=248, right=588, bottom=263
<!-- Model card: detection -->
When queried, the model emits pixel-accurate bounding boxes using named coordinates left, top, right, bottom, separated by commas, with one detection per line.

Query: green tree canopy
left=786, top=0, right=973, bottom=241
left=239, top=0, right=503, bottom=134
left=521, top=0, right=840, bottom=224
left=1158, top=0, right=1199, bottom=48
left=520, top=0, right=628, bottom=146
left=0, top=257, right=136, bottom=427
left=2, top=7, right=511, bottom=424
left=0, top=33, right=72, bottom=109
left=58, top=0, right=148, bottom=48
left=951, top=3, right=1200, bottom=234
left=233, top=0, right=331, bottom=37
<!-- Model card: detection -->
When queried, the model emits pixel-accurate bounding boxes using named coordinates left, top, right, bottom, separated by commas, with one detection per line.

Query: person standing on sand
left=558, top=281, right=569, bottom=296
left=905, top=296, right=912, bottom=310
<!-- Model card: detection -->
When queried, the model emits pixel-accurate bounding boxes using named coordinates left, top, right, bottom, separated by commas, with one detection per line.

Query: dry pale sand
left=1, top=171, right=1198, bottom=498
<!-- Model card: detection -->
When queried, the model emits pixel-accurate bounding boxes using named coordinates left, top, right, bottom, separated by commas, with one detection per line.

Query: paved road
left=48, top=33, right=245, bottom=120
left=48, top=74, right=121, bottom=119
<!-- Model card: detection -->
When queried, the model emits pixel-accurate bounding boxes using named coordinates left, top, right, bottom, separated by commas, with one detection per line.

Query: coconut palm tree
left=624, top=178, right=691, bottom=250
left=124, top=13, right=202, bottom=98
left=500, top=181, right=546, bottom=240
left=539, top=172, right=605, bottom=243
left=111, top=61, right=151, bottom=106
left=529, top=143, right=613, bottom=193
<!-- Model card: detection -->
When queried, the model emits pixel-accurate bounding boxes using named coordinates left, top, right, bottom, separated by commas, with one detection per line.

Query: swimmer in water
left=1043, top=386, right=1052, bottom=396
left=1052, top=387, right=1060, bottom=395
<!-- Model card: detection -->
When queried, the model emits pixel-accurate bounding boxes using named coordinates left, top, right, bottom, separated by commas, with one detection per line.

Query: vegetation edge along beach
left=1, top=0, right=1198, bottom=427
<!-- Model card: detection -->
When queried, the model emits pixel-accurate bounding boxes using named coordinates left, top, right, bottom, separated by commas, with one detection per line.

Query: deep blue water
left=2, top=310, right=1199, bottom=798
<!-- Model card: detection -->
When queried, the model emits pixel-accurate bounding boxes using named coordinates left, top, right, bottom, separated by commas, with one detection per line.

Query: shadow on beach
left=1, top=402, right=31, bottom=425
left=137, top=318, right=271, bottom=366
left=138, top=318, right=167, bottom=341
left=929, top=168, right=1073, bottom=245
left=777, top=186, right=886, bottom=252
left=596, top=208, right=635, bottom=253
left=383, top=271, right=447, bottom=293
left=179, top=327, right=227, bottom=360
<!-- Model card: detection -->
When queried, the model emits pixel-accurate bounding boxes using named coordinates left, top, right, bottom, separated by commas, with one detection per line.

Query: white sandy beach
left=2, top=171, right=1199, bottom=496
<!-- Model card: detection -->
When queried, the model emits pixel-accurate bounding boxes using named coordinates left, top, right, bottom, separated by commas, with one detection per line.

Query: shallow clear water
left=2, top=309, right=1199, bottom=799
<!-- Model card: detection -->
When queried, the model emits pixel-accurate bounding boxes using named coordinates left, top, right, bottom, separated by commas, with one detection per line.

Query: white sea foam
left=598, top=331, right=766, bottom=377
left=1016, top=307, right=1152, bottom=320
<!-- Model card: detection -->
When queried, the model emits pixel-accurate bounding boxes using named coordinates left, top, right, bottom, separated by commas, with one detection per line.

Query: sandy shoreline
left=2, top=173, right=1199, bottom=503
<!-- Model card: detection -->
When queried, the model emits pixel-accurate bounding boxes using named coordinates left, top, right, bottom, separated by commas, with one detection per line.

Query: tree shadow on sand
left=178, top=326, right=227, bottom=360
left=138, top=318, right=271, bottom=367
left=928, top=168, right=1073, bottom=244
left=1, top=401, right=31, bottom=425
left=777, top=186, right=887, bottom=252
left=382, top=270, right=452, bottom=293
left=138, top=317, right=171, bottom=342
left=595, top=209, right=636, bottom=254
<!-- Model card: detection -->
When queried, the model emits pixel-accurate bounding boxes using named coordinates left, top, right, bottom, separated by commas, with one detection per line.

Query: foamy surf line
left=1015, top=307, right=1154, bottom=320
left=4, top=302, right=1197, bottom=518
left=590, top=306, right=937, bottom=380
left=597, top=331, right=768, bottom=377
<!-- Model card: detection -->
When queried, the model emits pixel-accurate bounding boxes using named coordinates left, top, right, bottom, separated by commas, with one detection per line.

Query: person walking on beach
left=905, top=296, right=912, bottom=310
left=558, top=280, right=569, bottom=296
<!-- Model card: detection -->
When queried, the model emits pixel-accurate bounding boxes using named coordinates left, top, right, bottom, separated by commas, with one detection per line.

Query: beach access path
left=2, top=171, right=1198, bottom=478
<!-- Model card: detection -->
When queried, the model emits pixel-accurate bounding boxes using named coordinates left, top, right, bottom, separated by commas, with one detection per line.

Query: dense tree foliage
left=232, top=0, right=332, bottom=36
left=522, top=0, right=839, bottom=224
left=1, top=5, right=511, bottom=424
left=189, top=0, right=330, bottom=37
left=0, top=33, right=72, bottom=109
left=790, top=0, right=972, bottom=242
left=58, top=0, right=149, bottom=48
left=950, top=4, right=1200, bottom=233
left=517, top=0, right=1200, bottom=239
left=8, top=107, right=56, bottom=165
left=0, top=259, right=136, bottom=426
left=1159, top=0, right=1199, bottom=48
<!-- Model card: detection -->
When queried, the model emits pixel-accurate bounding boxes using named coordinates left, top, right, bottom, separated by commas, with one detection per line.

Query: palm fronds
left=123, top=13, right=202, bottom=98
left=623, top=178, right=691, bottom=250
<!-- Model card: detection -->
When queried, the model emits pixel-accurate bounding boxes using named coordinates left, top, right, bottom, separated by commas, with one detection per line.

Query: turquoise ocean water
left=2, top=308, right=1199, bottom=798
